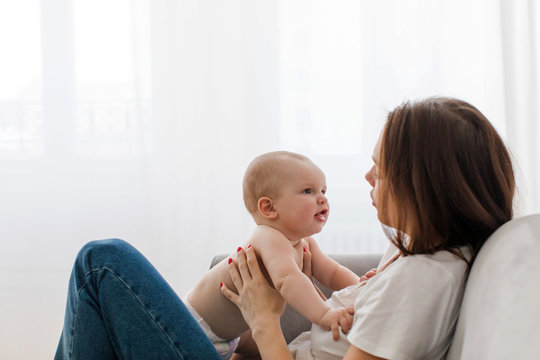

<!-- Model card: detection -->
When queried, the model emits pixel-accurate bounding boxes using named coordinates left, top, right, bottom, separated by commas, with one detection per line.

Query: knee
left=79, top=238, right=129, bottom=255
left=76, top=238, right=134, bottom=268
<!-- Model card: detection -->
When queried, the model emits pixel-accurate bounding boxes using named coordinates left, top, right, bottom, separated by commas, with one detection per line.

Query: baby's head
left=243, top=151, right=329, bottom=240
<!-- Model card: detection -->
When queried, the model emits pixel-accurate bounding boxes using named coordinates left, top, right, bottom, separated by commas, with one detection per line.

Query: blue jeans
left=55, top=239, right=221, bottom=360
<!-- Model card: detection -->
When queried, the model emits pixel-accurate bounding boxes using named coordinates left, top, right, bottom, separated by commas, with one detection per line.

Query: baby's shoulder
left=252, top=224, right=288, bottom=241
left=251, top=225, right=296, bottom=254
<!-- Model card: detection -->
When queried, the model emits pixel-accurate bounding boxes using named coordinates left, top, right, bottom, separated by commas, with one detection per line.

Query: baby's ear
left=258, top=197, right=277, bottom=219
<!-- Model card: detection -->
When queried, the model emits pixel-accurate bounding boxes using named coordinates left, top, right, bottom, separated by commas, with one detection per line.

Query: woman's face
left=365, top=135, right=381, bottom=210
left=365, top=133, right=395, bottom=226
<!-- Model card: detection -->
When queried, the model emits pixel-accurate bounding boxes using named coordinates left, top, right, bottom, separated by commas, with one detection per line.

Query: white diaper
left=184, top=296, right=240, bottom=360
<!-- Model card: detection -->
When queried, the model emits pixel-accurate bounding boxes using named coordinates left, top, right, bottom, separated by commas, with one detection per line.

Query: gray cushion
left=210, top=253, right=382, bottom=343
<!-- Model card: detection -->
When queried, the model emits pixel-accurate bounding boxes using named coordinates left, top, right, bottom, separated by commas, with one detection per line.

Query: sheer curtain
left=500, top=0, right=540, bottom=215
left=0, top=0, right=538, bottom=358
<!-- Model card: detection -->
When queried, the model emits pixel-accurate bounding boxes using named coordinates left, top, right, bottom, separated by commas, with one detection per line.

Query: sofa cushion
left=447, top=213, right=540, bottom=359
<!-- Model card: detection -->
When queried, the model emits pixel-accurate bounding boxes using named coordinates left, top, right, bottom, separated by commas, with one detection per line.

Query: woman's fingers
left=236, top=247, right=252, bottom=281
left=220, top=283, right=240, bottom=306
left=227, top=256, right=244, bottom=291
left=244, top=245, right=263, bottom=279
left=221, top=245, right=286, bottom=332
left=227, top=245, right=260, bottom=294
left=302, top=245, right=313, bottom=280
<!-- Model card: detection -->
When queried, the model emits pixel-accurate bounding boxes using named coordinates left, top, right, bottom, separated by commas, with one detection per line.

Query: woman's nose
left=365, top=166, right=375, bottom=186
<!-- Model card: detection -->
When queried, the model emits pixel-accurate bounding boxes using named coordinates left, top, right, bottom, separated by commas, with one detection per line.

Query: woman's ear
left=258, top=197, right=278, bottom=219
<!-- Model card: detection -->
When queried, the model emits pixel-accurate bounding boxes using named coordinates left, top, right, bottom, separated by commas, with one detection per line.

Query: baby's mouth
left=315, top=208, right=328, bottom=222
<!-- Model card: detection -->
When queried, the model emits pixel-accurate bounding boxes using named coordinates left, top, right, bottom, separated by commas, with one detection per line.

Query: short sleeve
left=347, top=254, right=466, bottom=360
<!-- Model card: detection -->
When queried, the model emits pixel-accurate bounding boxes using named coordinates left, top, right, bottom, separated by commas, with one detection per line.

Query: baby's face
left=272, top=158, right=329, bottom=240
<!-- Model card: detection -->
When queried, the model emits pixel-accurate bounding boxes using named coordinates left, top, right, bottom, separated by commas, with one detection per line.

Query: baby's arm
left=257, top=233, right=328, bottom=323
left=255, top=230, right=352, bottom=337
left=305, top=237, right=360, bottom=291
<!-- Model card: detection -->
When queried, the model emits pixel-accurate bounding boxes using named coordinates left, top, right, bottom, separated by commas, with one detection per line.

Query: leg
left=55, top=239, right=220, bottom=360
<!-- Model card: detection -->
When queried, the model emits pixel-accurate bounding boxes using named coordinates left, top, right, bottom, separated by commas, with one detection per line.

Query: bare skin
left=222, top=246, right=383, bottom=360
left=188, top=156, right=359, bottom=350
left=221, top=140, right=391, bottom=359
left=188, top=228, right=358, bottom=340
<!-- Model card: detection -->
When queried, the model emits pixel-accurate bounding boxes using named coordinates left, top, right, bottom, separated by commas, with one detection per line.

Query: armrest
left=210, top=253, right=382, bottom=343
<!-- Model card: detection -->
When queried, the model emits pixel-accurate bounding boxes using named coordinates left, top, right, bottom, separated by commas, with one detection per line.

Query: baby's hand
left=319, top=306, right=354, bottom=341
left=359, top=268, right=377, bottom=283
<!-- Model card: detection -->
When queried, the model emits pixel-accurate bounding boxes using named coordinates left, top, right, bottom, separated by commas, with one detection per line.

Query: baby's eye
left=303, top=188, right=312, bottom=194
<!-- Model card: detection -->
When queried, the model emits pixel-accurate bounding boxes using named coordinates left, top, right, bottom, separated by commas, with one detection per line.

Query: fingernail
left=237, top=247, right=242, bottom=252
left=228, top=258, right=232, bottom=264
left=303, top=247, right=306, bottom=253
left=220, top=282, right=223, bottom=288
left=247, top=244, right=251, bottom=248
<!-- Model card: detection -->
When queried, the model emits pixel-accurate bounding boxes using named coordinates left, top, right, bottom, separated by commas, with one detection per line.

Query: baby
left=186, top=151, right=360, bottom=359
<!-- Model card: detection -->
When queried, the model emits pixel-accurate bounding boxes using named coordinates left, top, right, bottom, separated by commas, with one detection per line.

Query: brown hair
left=242, top=151, right=311, bottom=213
left=378, top=97, right=515, bottom=265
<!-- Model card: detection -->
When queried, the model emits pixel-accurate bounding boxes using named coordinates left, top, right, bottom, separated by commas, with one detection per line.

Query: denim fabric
left=55, top=239, right=221, bottom=360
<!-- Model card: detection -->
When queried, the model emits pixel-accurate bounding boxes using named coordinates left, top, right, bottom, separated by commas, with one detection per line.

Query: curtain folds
left=500, top=0, right=540, bottom=215
left=0, top=0, right=538, bottom=303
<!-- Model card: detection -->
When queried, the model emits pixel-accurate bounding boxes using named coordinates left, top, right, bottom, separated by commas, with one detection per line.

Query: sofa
left=211, top=213, right=540, bottom=358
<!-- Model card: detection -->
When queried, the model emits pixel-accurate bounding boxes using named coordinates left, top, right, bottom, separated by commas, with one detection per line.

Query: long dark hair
left=378, top=97, right=515, bottom=264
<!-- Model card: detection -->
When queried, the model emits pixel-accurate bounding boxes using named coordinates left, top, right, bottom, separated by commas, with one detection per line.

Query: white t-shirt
left=289, top=248, right=470, bottom=360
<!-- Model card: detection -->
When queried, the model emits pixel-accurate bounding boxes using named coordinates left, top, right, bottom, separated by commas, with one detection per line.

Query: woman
left=222, top=97, right=515, bottom=359
left=55, top=97, right=515, bottom=359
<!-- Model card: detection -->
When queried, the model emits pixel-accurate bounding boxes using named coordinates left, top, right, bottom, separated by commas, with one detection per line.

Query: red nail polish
left=303, top=247, right=306, bottom=252
left=247, top=244, right=251, bottom=248
left=237, top=247, right=242, bottom=252
left=220, top=282, right=223, bottom=288
left=228, top=258, right=232, bottom=264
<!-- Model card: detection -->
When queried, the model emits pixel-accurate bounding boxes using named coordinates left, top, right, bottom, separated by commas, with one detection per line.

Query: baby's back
left=189, top=226, right=298, bottom=340
left=188, top=255, right=250, bottom=340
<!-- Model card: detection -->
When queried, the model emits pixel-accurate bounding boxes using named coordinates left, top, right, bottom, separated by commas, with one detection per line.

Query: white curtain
left=500, top=0, right=540, bottom=215
left=0, top=0, right=538, bottom=358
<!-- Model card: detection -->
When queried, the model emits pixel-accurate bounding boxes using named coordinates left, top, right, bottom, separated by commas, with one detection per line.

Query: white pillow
left=447, top=214, right=540, bottom=359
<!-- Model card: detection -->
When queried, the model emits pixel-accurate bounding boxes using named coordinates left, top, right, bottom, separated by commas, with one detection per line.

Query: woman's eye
left=303, top=188, right=312, bottom=194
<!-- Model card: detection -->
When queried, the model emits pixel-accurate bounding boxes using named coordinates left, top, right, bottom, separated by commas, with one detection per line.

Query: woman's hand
left=301, top=245, right=327, bottom=301
left=301, top=245, right=313, bottom=280
left=220, top=246, right=285, bottom=333
left=221, top=245, right=292, bottom=360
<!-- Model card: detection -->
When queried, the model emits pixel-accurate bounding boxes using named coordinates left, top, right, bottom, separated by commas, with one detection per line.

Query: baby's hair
left=242, top=151, right=311, bottom=214
left=378, top=97, right=515, bottom=265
